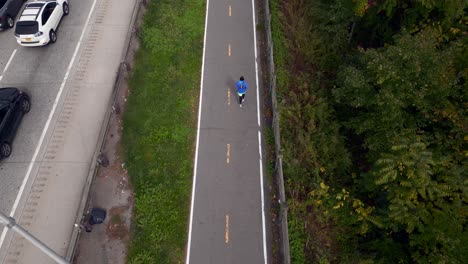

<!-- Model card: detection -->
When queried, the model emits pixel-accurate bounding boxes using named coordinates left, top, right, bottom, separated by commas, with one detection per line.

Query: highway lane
left=0, top=0, right=92, bottom=216
left=0, top=1, right=97, bottom=261
left=0, top=0, right=140, bottom=262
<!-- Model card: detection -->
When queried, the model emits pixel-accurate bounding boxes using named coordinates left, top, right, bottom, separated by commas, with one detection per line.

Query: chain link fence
left=262, top=0, right=290, bottom=263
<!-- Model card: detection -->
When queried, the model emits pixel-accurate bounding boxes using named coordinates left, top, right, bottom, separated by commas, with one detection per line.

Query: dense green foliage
left=270, top=0, right=467, bottom=262
left=122, top=0, right=204, bottom=262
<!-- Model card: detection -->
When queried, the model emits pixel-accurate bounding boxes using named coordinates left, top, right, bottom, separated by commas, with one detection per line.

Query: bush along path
left=270, top=0, right=467, bottom=263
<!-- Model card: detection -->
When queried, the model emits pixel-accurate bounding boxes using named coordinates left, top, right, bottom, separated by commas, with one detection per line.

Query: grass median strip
left=122, top=0, right=205, bottom=262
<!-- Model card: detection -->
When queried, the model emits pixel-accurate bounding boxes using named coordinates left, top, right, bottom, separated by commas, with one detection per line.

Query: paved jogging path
left=186, top=0, right=270, bottom=263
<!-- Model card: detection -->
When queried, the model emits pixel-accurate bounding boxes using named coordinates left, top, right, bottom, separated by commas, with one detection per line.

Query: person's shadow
left=226, top=76, right=237, bottom=102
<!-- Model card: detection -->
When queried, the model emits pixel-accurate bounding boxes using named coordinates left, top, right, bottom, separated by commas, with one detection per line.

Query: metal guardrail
left=0, top=213, right=68, bottom=264
left=262, top=0, right=290, bottom=263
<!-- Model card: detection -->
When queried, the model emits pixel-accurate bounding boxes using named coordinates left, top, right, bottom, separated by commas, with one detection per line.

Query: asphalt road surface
left=0, top=0, right=91, bottom=217
left=186, top=0, right=270, bottom=263
left=0, top=0, right=138, bottom=262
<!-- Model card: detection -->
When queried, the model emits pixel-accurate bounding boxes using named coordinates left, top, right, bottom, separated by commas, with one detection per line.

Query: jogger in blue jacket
left=236, top=76, right=248, bottom=107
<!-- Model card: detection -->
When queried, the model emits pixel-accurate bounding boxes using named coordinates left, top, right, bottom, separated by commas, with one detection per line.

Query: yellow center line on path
left=228, top=44, right=231, bottom=56
left=226, top=144, right=231, bottom=163
left=225, top=214, right=230, bottom=244
left=229, top=5, right=232, bottom=16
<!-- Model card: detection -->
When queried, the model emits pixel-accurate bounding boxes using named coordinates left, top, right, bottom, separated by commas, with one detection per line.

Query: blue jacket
left=236, top=80, right=248, bottom=94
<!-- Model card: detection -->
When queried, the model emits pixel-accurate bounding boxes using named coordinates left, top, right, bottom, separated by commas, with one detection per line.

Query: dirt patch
left=73, top=70, right=134, bottom=264
left=107, top=206, right=130, bottom=240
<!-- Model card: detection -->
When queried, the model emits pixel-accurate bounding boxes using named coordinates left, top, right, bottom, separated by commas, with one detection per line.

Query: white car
left=14, top=0, right=69, bottom=46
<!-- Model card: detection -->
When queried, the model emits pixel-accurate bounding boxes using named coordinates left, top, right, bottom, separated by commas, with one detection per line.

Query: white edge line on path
left=186, top=0, right=210, bottom=262
left=252, top=0, right=268, bottom=262
left=0, top=0, right=99, bottom=250
left=0, top=49, right=17, bottom=82
left=252, top=4, right=260, bottom=127
left=258, top=130, right=267, bottom=263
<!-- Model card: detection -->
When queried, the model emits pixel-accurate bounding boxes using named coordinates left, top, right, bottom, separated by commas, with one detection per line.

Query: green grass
left=122, top=0, right=205, bottom=263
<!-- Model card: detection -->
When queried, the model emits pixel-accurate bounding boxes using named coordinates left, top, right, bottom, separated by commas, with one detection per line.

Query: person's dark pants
left=239, top=93, right=245, bottom=104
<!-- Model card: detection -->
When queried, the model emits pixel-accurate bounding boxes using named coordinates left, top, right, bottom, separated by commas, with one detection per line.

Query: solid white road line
left=258, top=130, right=267, bottom=264
left=0, top=0, right=99, bottom=250
left=0, top=49, right=17, bottom=82
left=252, top=1, right=261, bottom=128
left=186, top=0, right=210, bottom=263
left=251, top=0, right=268, bottom=262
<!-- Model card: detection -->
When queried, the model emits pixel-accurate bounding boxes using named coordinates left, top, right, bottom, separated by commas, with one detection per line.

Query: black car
left=0, top=0, right=25, bottom=30
left=0, top=87, right=30, bottom=158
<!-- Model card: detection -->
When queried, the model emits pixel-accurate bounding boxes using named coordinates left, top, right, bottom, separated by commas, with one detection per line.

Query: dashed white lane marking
left=228, top=88, right=231, bottom=105
left=228, top=44, right=231, bottom=56
left=186, top=0, right=210, bottom=262
left=229, top=5, right=232, bottom=17
left=0, top=0, right=99, bottom=249
left=0, top=49, right=17, bottom=82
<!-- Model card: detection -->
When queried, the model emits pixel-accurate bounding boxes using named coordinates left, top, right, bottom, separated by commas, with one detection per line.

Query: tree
left=334, top=29, right=461, bottom=158
left=332, top=28, right=467, bottom=262
left=351, top=0, right=467, bottom=47
left=372, top=142, right=467, bottom=263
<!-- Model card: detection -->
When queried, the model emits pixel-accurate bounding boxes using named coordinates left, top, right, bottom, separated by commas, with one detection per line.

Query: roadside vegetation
left=122, top=0, right=205, bottom=262
left=270, top=0, right=467, bottom=262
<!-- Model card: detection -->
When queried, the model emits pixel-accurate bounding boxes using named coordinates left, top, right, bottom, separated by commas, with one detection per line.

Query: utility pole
left=0, top=212, right=68, bottom=264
